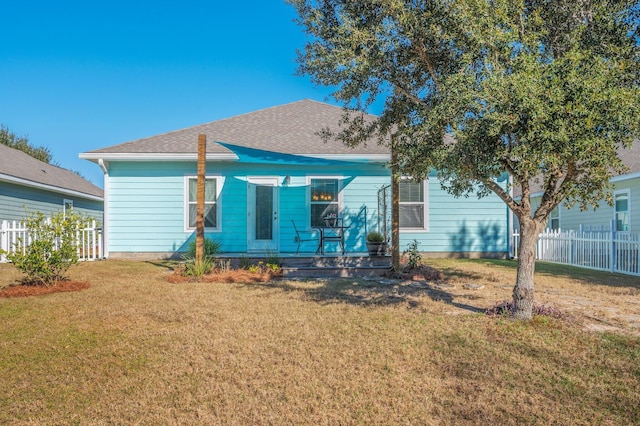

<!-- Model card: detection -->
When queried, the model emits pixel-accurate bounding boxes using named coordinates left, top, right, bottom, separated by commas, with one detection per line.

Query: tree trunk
left=391, top=142, right=400, bottom=271
left=195, top=134, right=206, bottom=262
left=512, top=219, right=541, bottom=320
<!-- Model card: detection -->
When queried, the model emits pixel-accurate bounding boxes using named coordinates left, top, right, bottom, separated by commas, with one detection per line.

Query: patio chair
left=320, top=217, right=347, bottom=255
left=291, top=220, right=319, bottom=254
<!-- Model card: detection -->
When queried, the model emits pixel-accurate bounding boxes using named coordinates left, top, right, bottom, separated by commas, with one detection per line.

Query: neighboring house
left=0, top=143, right=103, bottom=223
left=80, top=99, right=509, bottom=259
left=516, top=142, right=640, bottom=233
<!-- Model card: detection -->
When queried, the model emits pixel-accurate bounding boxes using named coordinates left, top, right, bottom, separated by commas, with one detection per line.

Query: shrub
left=185, top=238, right=221, bottom=258
left=402, top=239, right=422, bottom=269
left=366, top=231, right=384, bottom=242
left=4, top=211, right=84, bottom=286
left=182, top=257, right=213, bottom=279
left=265, top=249, right=280, bottom=267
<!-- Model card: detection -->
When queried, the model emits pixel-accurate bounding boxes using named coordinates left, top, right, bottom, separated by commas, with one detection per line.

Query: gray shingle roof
left=83, top=99, right=390, bottom=156
left=0, top=144, right=103, bottom=199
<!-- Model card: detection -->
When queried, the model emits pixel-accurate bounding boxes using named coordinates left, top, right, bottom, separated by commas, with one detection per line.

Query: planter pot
left=366, top=241, right=387, bottom=256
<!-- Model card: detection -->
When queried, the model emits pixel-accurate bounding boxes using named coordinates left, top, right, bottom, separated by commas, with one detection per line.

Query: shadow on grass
left=146, top=260, right=181, bottom=271
left=464, top=258, right=640, bottom=289
left=243, top=277, right=486, bottom=314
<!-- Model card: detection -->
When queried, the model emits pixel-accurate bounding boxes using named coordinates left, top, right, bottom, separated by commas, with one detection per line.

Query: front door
left=247, top=177, right=279, bottom=252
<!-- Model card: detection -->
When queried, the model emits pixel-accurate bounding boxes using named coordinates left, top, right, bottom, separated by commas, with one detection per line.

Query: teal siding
left=410, top=178, right=508, bottom=253
left=0, top=181, right=103, bottom=223
left=106, top=161, right=508, bottom=256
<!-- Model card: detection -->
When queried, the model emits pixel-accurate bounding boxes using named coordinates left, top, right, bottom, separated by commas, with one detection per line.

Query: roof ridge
left=81, top=99, right=389, bottom=158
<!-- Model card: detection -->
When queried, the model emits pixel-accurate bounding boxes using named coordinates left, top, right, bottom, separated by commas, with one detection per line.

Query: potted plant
left=366, top=231, right=387, bottom=256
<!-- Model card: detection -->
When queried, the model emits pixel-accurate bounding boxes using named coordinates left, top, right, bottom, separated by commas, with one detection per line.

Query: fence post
left=610, top=219, right=616, bottom=273
left=0, top=220, right=6, bottom=262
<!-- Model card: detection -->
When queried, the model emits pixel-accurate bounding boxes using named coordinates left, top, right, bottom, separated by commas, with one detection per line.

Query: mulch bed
left=0, top=281, right=90, bottom=298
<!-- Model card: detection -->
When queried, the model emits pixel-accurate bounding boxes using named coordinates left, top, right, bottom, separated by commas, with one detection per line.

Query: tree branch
left=389, top=78, right=426, bottom=106
left=414, top=38, right=440, bottom=93
left=483, top=178, right=520, bottom=215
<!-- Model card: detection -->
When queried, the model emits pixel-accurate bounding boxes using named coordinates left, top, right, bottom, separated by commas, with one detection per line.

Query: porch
left=215, top=253, right=392, bottom=278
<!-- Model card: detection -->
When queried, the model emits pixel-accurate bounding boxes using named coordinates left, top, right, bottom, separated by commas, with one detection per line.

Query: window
left=549, top=206, right=560, bottom=231
left=63, top=199, right=73, bottom=218
left=185, top=176, right=219, bottom=230
left=614, top=191, right=630, bottom=232
left=399, top=179, right=427, bottom=230
left=310, top=178, right=340, bottom=227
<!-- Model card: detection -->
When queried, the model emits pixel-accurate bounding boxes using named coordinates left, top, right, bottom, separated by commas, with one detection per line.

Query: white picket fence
left=512, top=226, right=640, bottom=276
left=0, top=219, right=103, bottom=263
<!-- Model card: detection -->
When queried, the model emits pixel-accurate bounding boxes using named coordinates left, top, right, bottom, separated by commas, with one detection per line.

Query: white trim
left=548, top=204, right=561, bottom=231
left=398, top=177, right=429, bottom=232
left=63, top=199, right=73, bottom=217
left=307, top=175, right=344, bottom=229
left=0, top=173, right=104, bottom=202
left=246, top=176, right=280, bottom=252
left=614, top=189, right=631, bottom=232
left=183, top=174, right=224, bottom=233
left=80, top=153, right=239, bottom=162
left=80, top=152, right=390, bottom=163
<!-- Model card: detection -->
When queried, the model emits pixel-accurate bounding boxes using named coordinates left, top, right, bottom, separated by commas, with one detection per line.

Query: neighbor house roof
left=80, top=100, right=390, bottom=162
left=0, top=143, right=103, bottom=200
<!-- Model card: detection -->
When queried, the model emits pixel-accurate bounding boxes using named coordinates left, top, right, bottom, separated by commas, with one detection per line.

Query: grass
left=1, top=259, right=639, bottom=424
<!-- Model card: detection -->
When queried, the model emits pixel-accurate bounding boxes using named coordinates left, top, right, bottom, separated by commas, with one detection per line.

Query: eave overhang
left=0, top=173, right=104, bottom=202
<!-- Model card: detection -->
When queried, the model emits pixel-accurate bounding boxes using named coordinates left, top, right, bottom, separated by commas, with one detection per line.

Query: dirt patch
left=0, top=280, right=90, bottom=298
left=410, top=259, right=640, bottom=336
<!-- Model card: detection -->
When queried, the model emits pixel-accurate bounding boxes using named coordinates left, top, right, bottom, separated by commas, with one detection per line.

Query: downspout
left=98, top=159, right=109, bottom=259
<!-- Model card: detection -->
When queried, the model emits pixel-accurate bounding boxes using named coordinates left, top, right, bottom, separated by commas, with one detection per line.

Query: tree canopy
left=290, top=0, right=640, bottom=319
left=0, top=124, right=53, bottom=164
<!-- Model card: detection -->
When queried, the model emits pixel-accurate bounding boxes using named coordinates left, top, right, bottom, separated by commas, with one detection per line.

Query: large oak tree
left=289, top=0, right=640, bottom=319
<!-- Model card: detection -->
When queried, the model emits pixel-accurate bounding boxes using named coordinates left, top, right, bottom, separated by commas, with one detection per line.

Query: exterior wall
left=407, top=175, right=509, bottom=255
left=105, top=161, right=509, bottom=258
left=0, top=180, right=103, bottom=223
left=524, top=178, right=640, bottom=233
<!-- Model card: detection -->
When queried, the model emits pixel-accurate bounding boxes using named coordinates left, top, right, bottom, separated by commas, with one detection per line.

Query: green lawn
left=0, top=259, right=639, bottom=424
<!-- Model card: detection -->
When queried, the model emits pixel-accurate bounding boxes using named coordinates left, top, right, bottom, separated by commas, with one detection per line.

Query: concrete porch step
left=215, top=254, right=392, bottom=278
left=282, top=265, right=391, bottom=278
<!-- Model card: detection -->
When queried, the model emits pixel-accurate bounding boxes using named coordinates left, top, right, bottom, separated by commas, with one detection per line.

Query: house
left=0, top=143, right=103, bottom=223
left=517, top=142, right=640, bottom=233
left=80, top=100, right=509, bottom=259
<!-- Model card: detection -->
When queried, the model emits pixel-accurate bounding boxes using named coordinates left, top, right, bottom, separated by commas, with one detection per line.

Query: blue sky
left=0, top=1, right=340, bottom=187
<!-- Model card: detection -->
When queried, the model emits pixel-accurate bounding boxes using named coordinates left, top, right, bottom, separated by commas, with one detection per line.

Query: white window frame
left=548, top=205, right=560, bottom=231
left=399, top=178, right=429, bottom=232
left=184, top=175, right=223, bottom=232
left=307, top=176, right=343, bottom=228
left=63, top=199, right=73, bottom=218
left=614, top=189, right=630, bottom=232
